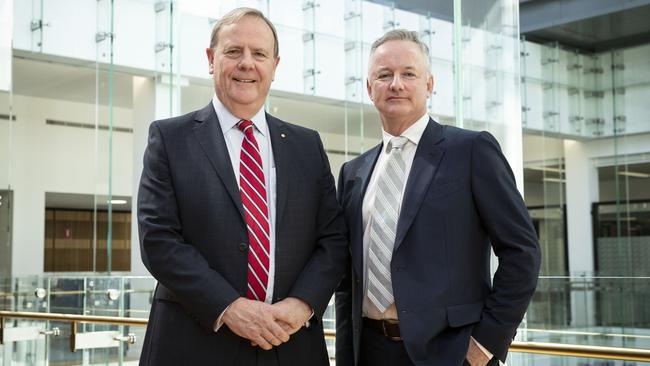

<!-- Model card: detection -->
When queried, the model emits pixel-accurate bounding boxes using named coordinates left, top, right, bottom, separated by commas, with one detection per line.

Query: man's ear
left=206, top=48, right=214, bottom=74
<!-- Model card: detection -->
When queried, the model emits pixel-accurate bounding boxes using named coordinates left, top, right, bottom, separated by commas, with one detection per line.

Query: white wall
left=0, top=92, right=133, bottom=275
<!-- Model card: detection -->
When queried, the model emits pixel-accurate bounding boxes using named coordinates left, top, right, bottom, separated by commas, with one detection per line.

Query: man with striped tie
left=138, top=7, right=347, bottom=366
left=335, top=30, right=541, bottom=366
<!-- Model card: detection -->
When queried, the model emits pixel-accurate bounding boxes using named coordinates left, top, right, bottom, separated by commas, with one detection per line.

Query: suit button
left=238, top=243, right=248, bottom=252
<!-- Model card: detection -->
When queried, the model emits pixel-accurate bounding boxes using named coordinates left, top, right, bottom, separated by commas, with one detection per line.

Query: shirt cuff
left=213, top=303, right=233, bottom=332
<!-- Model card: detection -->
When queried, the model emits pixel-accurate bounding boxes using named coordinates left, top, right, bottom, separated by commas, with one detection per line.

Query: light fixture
left=108, top=199, right=127, bottom=205
left=542, top=177, right=566, bottom=183
left=618, top=171, right=650, bottom=178
left=527, top=166, right=565, bottom=173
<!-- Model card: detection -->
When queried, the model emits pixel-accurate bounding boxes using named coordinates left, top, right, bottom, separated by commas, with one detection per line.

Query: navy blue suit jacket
left=335, top=119, right=541, bottom=366
left=138, top=103, right=347, bottom=366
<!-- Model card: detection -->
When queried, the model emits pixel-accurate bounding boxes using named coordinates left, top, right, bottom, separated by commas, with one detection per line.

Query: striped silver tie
left=367, top=136, right=408, bottom=313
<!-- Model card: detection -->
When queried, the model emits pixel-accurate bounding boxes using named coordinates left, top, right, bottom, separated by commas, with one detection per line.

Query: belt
left=362, top=317, right=402, bottom=341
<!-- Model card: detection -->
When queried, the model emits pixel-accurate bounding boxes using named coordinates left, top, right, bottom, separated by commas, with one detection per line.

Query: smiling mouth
left=233, top=77, right=256, bottom=83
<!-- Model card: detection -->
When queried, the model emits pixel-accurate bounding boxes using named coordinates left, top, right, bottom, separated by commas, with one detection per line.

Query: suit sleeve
left=138, top=122, right=240, bottom=332
left=286, top=131, right=349, bottom=318
left=335, top=163, right=354, bottom=366
left=469, top=131, right=541, bottom=361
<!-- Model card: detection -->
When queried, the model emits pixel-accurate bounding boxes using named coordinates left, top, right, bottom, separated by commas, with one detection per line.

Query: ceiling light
left=108, top=199, right=127, bottom=205
left=618, top=171, right=650, bottom=178
left=528, top=166, right=565, bottom=173
left=542, top=177, right=566, bottom=183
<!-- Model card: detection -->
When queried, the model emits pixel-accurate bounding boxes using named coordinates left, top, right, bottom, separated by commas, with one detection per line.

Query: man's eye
left=378, top=74, right=391, bottom=79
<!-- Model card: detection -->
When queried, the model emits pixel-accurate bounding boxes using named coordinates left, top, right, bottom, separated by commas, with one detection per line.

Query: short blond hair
left=209, top=7, right=279, bottom=58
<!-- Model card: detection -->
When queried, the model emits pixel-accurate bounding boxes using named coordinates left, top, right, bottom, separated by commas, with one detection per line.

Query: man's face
left=206, top=16, right=279, bottom=118
left=367, top=40, right=433, bottom=123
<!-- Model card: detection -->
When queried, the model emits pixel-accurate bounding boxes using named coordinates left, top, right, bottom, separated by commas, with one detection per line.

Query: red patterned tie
left=237, top=120, right=270, bottom=301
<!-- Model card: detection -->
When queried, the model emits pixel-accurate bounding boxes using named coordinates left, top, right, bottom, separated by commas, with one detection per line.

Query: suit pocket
left=428, top=180, right=459, bottom=199
left=446, top=301, right=483, bottom=327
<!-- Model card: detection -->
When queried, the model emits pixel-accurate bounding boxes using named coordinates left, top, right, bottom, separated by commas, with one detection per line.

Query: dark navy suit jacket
left=335, top=119, right=541, bottom=366
left=138, top=103, right=347, bottom=366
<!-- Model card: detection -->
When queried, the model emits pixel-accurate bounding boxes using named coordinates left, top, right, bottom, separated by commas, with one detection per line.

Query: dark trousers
left=235, top=339, right=281, bottom=366
left=359, top=321, right=414, bottom=366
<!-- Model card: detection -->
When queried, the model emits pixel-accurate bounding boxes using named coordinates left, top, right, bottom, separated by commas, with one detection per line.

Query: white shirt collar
left=380, top=113, right=430, bottom=153
left=211, top=94, right=268, bottom=136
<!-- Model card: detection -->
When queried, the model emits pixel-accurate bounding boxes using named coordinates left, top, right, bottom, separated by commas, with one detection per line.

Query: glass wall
left=1, top=0, right=649, bottom=364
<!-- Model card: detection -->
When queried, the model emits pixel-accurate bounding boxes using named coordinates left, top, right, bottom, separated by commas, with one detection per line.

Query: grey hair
left=209, top=7, right=279, bottom=58
left=370, top=29, right=430, bottom=68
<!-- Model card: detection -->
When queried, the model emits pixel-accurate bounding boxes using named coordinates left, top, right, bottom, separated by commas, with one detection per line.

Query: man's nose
left=238, top=49, right=255, bottom=69
left=389, top=75, right=404, bottom=91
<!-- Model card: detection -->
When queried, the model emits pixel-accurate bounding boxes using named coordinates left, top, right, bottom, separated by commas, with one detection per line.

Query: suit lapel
left=266, top=114, right=290, bottom=228
left=394, top=118, right=446, bottom=252
left=192, top=103, right=245, bottom=222
left=351, top=144, right=382, bottom=280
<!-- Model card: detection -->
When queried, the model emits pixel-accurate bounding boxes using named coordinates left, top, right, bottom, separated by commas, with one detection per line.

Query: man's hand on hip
left=271, top=297, right=313, bottom=334
left=466, top=337, right=493, bottom=366
left=222, top=297, right=290, bottom=350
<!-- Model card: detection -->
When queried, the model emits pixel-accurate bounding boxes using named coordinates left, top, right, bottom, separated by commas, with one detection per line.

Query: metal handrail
left=2, top=311, right=650, bottom=362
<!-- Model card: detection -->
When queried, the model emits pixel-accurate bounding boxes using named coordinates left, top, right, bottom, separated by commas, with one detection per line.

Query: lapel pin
left=281, top=133, right=286, bottom=138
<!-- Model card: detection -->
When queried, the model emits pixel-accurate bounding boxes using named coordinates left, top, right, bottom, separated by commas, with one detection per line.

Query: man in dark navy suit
left=335, top=30, right=541, bottom=366
left=138, top=7, right=347, bottom=366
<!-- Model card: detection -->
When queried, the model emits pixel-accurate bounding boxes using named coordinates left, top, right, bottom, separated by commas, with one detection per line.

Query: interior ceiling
left=369, top=0, right=650, bottom=52
left=523, top=4, right=650, bottom=52
left=12, top=56, right=134, bottom=108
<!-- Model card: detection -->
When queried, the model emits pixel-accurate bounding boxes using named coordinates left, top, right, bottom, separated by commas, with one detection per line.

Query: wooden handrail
left=2, top=311, right=650, bottom=362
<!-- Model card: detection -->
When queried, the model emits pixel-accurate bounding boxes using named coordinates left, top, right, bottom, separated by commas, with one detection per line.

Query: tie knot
left=388, top=136, right=408, bottom=151
left=237, top=120, right=254, bottom=135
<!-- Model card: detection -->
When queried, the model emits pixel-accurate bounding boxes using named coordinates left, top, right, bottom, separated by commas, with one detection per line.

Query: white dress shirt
left=212, top=95, right=277, bottom=329
left=361, top=113, right=429, bottom=319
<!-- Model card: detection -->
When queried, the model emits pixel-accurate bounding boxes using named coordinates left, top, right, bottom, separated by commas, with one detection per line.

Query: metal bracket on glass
left=106, top=289, right=120, bottom=301
left=114, top=333, right=136, bottom=344
left=302, top=1, right=320, bottom=11
left=611, top=63, right=625, bottom=71
left=39, top=327, right=60, bottom=337
left=541, top=57, right=559, bottom=65
left=154, top=2, right=167, bottom=13
left=155, top=42, right=174, bottom=53
left=584, top=67, right=604, bottom=74
left=383, top=20, right=400, bottom=29
left=520, top=51, right=530, bottom=57
left=486, top=101, right=502, bottom=109
left=34, top=288, right=47, bottom=299
left=30, top=20, right=51, bottom=31
left=345, top=76, right=362, bottom=85
left=521, top=106, right=531, bottom=113
left=543, top=111, right=559, bottom=118
left=584, top=91, right=605, bottom=98
left=568, top=87, right=580, bottom=96
left=570, top=116, right=584, bottom=122
left=567, top=63, right=583, bottom=71
left=303, top=69, right=321, bottom=78
left=95, top=32, right=114, bottom=43
left=615, top=87, right=626, bottom=95
left=587, top=118, right=605, bottom=125
left=344, top=11, right=361, bottom=20
left=344, top=41, right=356, bottom=51
left=302, top=32, right=314, bottom=43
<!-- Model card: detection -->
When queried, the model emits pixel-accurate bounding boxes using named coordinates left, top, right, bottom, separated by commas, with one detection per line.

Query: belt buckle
left=381, top=319, right=402, bottom=341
